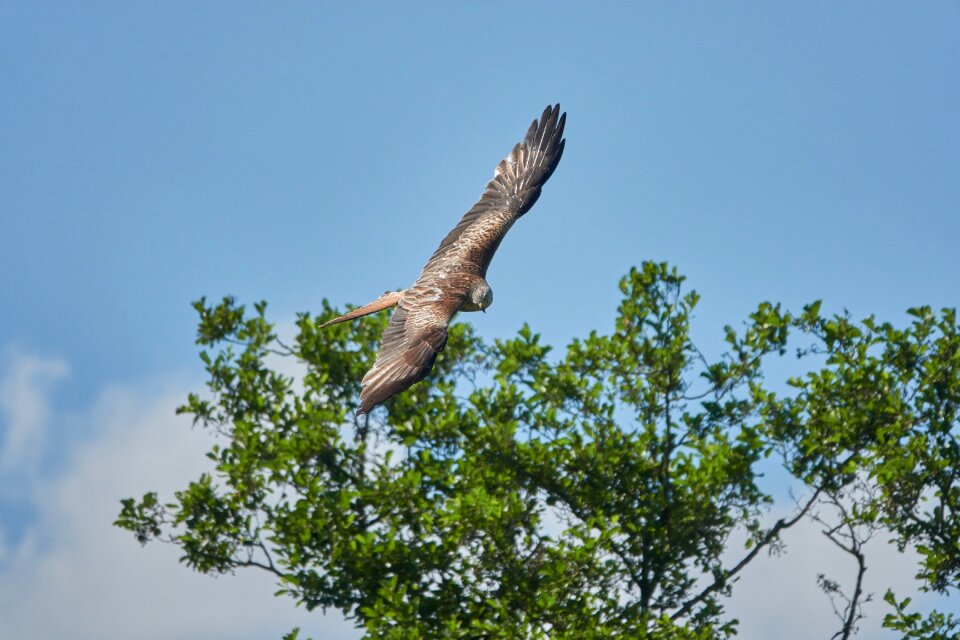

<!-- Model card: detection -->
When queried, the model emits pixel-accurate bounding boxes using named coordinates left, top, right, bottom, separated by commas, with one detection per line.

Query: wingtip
left=356, top=394, right=371, bottom=416
left=357, top=387, right=380, bottom=416
left=525, top=104, right=565, bottom=151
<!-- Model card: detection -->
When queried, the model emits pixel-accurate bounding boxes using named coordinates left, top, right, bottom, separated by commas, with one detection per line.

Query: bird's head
left=465, top=280, right=493, bottom=312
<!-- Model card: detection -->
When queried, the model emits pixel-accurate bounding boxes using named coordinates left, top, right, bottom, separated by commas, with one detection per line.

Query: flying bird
left=323, top=104, right=566, bottom=414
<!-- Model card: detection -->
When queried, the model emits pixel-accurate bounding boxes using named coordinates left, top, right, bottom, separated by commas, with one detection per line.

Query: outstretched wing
left=356, top=105, right=567, bottom=414
left=422, top=104, right=566, bottom=275
left=357, top=283, right=456, bottom=415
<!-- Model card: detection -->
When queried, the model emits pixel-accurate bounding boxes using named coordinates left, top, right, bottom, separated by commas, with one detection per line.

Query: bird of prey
left=323, top=104, right=566, bottom=414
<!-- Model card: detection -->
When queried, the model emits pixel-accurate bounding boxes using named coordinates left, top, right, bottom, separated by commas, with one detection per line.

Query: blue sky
left=1, top=3, right=958, bottom=639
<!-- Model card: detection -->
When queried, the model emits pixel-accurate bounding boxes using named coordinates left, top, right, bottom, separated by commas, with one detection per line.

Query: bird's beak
left=482, top=309, right=486, bottom=314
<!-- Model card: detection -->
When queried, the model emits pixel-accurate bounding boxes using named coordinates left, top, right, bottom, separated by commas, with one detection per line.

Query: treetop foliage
left=117, top=261, right=959, bottom=639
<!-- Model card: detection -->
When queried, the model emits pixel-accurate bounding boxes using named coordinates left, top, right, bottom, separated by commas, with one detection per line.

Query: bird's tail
left=320, top=290, right=404, bottom=328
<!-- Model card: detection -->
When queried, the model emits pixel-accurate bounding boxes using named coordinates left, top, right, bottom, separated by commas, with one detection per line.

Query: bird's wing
left=356, top=105, right=566, bottom=413
left=422, top=104, right=566, bottom=275
left=357, top=282, right=457, bottom=414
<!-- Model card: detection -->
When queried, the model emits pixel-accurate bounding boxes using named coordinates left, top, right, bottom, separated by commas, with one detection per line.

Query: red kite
left=323, top=104, right=566, bottom=414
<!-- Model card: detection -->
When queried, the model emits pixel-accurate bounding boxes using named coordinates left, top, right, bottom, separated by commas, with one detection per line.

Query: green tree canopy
left=117, top=262, right=959, bottom=639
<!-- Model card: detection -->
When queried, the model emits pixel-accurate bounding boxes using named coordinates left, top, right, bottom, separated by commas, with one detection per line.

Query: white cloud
left=725, top=500, right=955, bottom=640
left=0, top=354, right=359, bottom=640
left=0, top=349, right=69, bottom=479
left=0, top=347, right=954, bottom=640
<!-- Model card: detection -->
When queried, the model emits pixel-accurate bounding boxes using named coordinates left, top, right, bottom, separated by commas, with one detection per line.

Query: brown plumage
left=324, top=104, right=567, bottom=414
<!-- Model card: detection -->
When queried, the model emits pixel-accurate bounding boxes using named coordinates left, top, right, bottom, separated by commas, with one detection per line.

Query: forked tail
left=320, top=290, right=404, bottom=328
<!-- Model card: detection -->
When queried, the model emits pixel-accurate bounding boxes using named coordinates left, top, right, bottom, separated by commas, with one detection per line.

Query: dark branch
left=671, top=488, right=823, bottom=621
left=815, top=492, right=872, bottom=640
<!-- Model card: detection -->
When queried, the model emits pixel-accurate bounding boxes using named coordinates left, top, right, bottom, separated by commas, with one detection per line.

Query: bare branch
left=813, top=491, right=874, bottom=640
left=671, top=488, right=823, bottom=621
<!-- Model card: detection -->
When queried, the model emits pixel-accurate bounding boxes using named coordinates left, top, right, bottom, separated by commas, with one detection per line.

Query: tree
left=116, top=262, right=959, bottom=639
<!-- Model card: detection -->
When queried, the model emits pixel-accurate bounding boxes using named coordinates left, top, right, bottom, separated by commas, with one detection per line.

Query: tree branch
left=815, top=492, right=872, bottom=640
left=671, top=487, right=822, bottom=621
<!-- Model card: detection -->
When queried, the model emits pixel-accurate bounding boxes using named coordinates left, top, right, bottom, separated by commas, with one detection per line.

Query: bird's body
left=323, top=104, right=566, bottom=414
